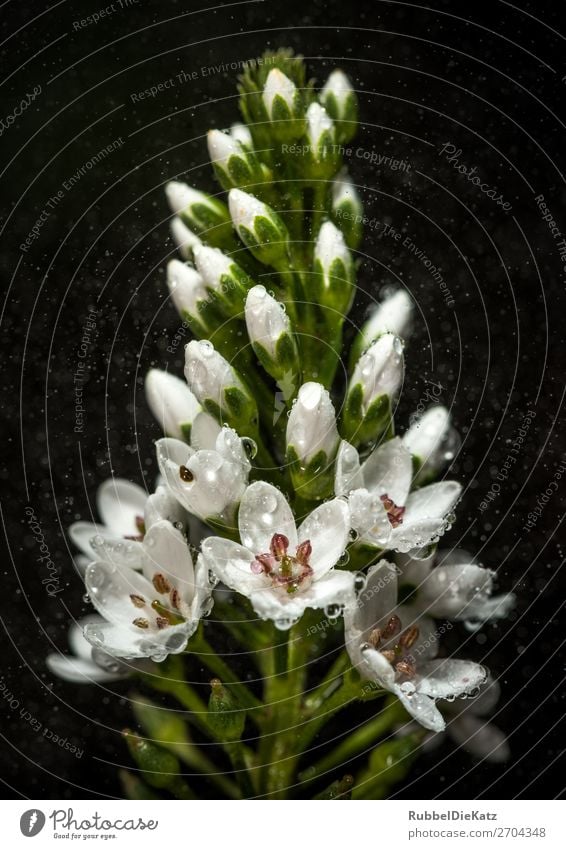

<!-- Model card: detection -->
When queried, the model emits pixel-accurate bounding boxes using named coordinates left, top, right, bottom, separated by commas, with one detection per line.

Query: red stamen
left=380, top=494, right=406, bottom=528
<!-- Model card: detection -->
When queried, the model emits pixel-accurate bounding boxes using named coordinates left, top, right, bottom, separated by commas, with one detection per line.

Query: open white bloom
left=69, top=478, right=147, bottom=565
left=335, top=437, right=461, bottom=553
left=170, top=217, right=202, bottom=260
left=167, top=260, right=210, bottom=326
left=202, top=481, right=354, bottom=626
left=397, top=547, right=515, bottom=625
left=350, top=332, right=404, bottom=415
left=145, top=369, right=202, bottom=441
left=263, top=68, right=297, bottom=113
left=306, top=102, right=334, bottom=148
left=47, top=616, right=132, bottom=683
left=230, top=122, right=253, bottom=147
left=156, top=427, right=250, bottom=524
left=287, top=382, right=339, bottom=464
left=360, top=290, right=413, bottom=346
left=245, top=285, right=290, bottom=359
left=84, top=520, right=212, bottom=660
left=403, top=405, right=460, bottom=483
left=345, top=560, right=487, bottom=731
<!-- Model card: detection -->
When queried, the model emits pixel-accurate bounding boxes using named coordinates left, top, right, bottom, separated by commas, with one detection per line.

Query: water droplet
left=349, top=527, right=359, bottom=542
left=274, top=616, right=297, bottom=631
left=200, top=340, right=214, bottom=356
left=207, top=568, right=219, bottom=587
left=337, top=550, right=350, bottom=567
left=408, top=542, right=435, bottom=561
left=393, top=336, right=404, bottom=356
left=241, top=436, right=258, bottom=459
left=255, top=285, right=267, bottom=299
left=354, top=572, right=367, bottom=593
left=82, top=593, right=90, bottom=604
left=325, top=603, right=343, bottom=621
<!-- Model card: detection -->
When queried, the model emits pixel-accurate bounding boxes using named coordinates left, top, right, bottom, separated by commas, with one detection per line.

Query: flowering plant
left=48, top=50, right=513, bottom=799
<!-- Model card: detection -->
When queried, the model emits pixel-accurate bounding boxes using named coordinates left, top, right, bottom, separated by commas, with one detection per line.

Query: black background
left=1, top=0, right=565, bottom=799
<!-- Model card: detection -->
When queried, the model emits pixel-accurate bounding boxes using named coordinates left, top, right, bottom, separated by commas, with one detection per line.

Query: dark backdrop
left=1, top=0, right=565, bottom=799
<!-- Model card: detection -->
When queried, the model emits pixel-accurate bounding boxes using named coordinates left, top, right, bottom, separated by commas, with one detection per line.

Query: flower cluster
left=48, top=50, right=514, bottom=798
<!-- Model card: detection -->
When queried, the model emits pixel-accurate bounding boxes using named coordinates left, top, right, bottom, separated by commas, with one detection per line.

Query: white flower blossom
left=335, top=437, right=461, bottom=553
left=170, top=217, right=202, bottom=260
left=360, top=290, right=413, bottom=346
left=345, top=560, right=487, bottom=731
left=202, top=481, right=354, bottom=626
left=145, top=369, right=202, bottom=440
left=46, top=616, right=132, bottom=683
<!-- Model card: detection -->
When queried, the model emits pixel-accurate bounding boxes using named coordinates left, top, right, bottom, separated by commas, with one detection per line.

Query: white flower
left=69, top=478, right=147, bottom=565
left=170, top=217, right=202, bottom=260
left=287, top=382, right=339, bottom=464
left=335, top=437, right=461, bottom=553
left=192, top=244, right=235, bottom=296
left=165, top=181, right=205, bottom=215
left=166, top=260, right=209, bottom=324
left=360, top=290, right=413, bottom=345
left=345, top=560, right=487, bottom=731
left=315, top=220, right=352, bottom=279
left=184, top=339, right=248, bottom=409
left=263, top=68, right=297, bottom=113
left=245, top=285, right=290, bottom=359
left=321, top=70, right=354, bottom=114
left=403, top=406, right=460, bottom=482
left=46, top=616, right=132, bottom=682
left=396, top=547, right=515, bottom=624
left=306, top=102, right=334, bottom=148
left=207, top=129, right=242, bottom=167
left=230, top=122, right=252, bottom=147
left=350, top=332, right=404, bottom=415
left=228, top=188, right=269, bottom=235
left=145, top=369, right=202, bottom=440
left=332, top=170, right=362, bottom=214
left=156, top=427, right=250, bottom=524
left=202, top=481, right=354, bottom=626
left=83, top=520, right=212, bottom=660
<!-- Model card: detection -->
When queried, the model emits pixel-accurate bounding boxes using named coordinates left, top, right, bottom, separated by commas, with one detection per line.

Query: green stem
left=226, top=742, right=256, bottom=798
left=190, top=632, right=264, bottom=718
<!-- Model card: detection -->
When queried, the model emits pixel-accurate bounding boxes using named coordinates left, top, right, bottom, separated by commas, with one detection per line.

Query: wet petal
left=141, top=520, right=194, bottom=606
left=404, top=481, right=461, bottom=523
left=250, top=570, right=355, bottom=623
left=334, top=440, right=364, bottom=496
left=97, top=478, right=147, bottom=535
left=238, top=481, right=297, bottom=554
left=201, top=536, right=266, bottom=595
left=297, top=498, right=350, bottom=577
left=416, top=658, right=487, bottom=699
left=361, top=437, right=413, bottom=505
left=449, top=714, right=510, bottom=763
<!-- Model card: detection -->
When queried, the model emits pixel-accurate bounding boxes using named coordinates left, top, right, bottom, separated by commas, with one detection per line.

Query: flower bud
left=320, top=70, right=358, bottom=143
left=184, top=340, right=258, bottom=432
left=230, top=122, right=253, bottom=147
left=331, top=170, right=363, bottom=249
left=403, top=406, right=460, bottom=483
left=207, top=129, right=265, bottom=192
left=262, top=68, right=305, bottom=142
left=193, top=243, right=253, bottom=313
left=207, top=679, right=246, bottom=742
left=286, top=382, right=339, bottom=500
left=313, top=220, right=355, bottom=316
left=145, top=369, right=201, bottom=442
left=166, top=259, right=210, bottom=333
left=165, top=181, right=232, bottom=248
left=350, top=289, right=413, bottom=366
left=343, top=333, right=404, bottom=446
left=228, top=188, right=289, bottom=266
left=123, top=730, right=181, bottom=791
left=245, top=285, right=299, bottom=385
left=303, top=102, right=339, bottom=179
left=170, top=216, right=202, bottom=261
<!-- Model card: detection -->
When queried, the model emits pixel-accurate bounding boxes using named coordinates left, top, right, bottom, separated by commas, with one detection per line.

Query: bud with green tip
left=302, top=102, right=339, bottom=180
left=245, top=285, right=300, bottom=390
left=165, top=180, right=233, bottom=248
left=403, top=405, right=459, bottom=483
left=145, top=369, right=202, bottom=442
left=313, top=220, right=355, bottom=317
left=331, top=170, right=363, bottom=249
left=170, top=217, right=202, bottom=261
left=350, top=289, right=413, bottom=367
left=207, top=679, right=246, bottom=742
left=320, top=69, right=358, bottom=143
left=193, top=243, right=254, bottom=313
left=342, top=333, right=404, bottom=446
left=262, top=68, right=305, bottom=142
left=207, top=129, right=266, bottom=192
left=228, top=188, right=290, bottom=267
left=184, top=339, right=258, bottom=433
left=166, top=259, right=211, bottom=334
left=123, top=729, right=181, bottom=791
left=286, top=381, right=340, bottom=500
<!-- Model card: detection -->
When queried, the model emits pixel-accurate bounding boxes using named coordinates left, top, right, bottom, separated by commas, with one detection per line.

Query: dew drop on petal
left=241, top=437, right=258, bottom=459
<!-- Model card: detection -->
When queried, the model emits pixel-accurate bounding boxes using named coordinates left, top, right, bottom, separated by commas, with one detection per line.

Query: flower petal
left=404, top=480, right=461, bottom=522
left=238, top=481, right=297, bottom=554
left=349, top=488, right=391, bottom=548
left=83, top=620, right=158, bottom=659
left=355, top=559, right=399, bottom=638
left=361, top=437, right=413, bottom=505
left=144, top=485, right=187, bottom=531
left=69, top=521, right=109, bottom=559
left=416, top=658, right=487, bottom=699
left=389, top=518, right=451, bottom=554
left=85, top=561, right=155, bottom=627
left=395, top=688, right=446, bottom=732
left=142, top=520, right=194, bottom=605
left=418, top=562, right=494, bottom=619
left=190, top=411, right=222, bottom=450
left=334, top=440, right=364, bottom=496
left=201, top=536, right=265, bottom=595
left=46, top=654, right=123, bottom=683
left=97, top=478, right=147, bottom=535
left=449, top=714, right=510, bottom=762
left=250, top=570, right=355, bottom=623
left=297, top=498, right=350, bottom=578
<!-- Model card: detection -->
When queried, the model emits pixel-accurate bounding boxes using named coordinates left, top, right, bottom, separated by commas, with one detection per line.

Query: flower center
left=368, top=615, right=419, bottom=679
left=251, top=533, right=313, bottom=594
left=130, top=571, right=186, bottom=630
left=380, top=494, right=405, bottom=528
